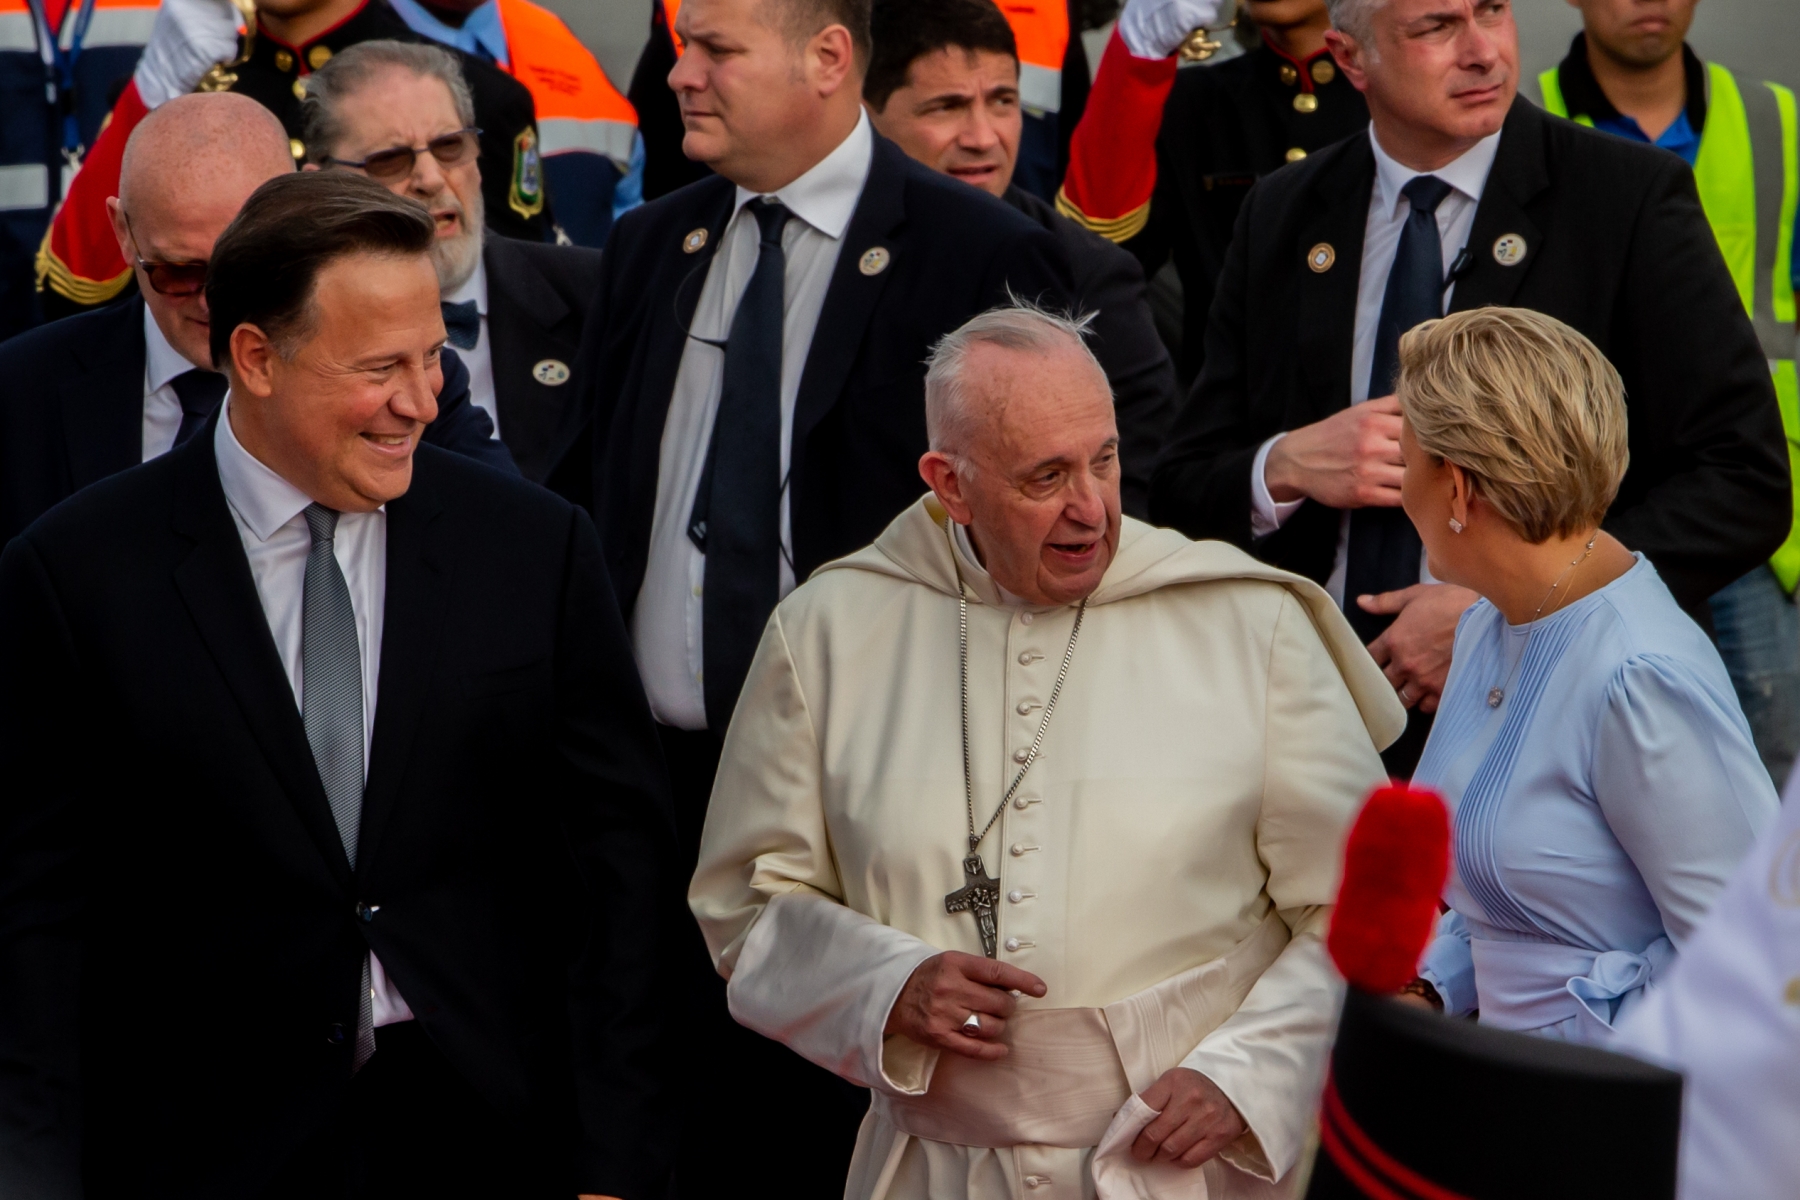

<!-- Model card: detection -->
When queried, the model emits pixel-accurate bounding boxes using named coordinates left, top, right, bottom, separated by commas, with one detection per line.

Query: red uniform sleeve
left=1055, top=27, right=1178, bottom=244
left=35, top=80, right=148, bottom=308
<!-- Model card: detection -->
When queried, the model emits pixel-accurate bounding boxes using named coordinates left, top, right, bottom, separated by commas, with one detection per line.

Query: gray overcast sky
left=549, top=0, right=1796, bottom=125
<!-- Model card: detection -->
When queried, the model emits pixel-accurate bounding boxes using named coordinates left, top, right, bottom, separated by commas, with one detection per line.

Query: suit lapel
left=1295, top=138, right=1376, bottom=419
left=791, top=137, right=907, bottom=450
left=1452, top=100, right=1551, bottom=313
left=63, top=297, right=150, bottom=488
left=353, top=466, right=451, bottom=874
left=485, top=239, right=574, bottom=475
left=168, top=422, right=352, bottom=884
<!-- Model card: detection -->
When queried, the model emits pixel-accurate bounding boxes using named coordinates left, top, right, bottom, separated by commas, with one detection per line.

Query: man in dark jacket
left=865, top=0, right=1178, bottom=517
left=1150, top=0, right=1788, bottom=773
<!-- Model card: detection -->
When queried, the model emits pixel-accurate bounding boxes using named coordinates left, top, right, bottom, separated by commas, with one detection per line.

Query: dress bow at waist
left=1471, top=935, right=1675, bottom=1043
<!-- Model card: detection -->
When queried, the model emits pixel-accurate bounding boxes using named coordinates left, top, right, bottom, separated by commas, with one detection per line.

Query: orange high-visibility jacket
left=494, top=0, right=634, bottom=172
left=997, top=0, right=1068, bottom=114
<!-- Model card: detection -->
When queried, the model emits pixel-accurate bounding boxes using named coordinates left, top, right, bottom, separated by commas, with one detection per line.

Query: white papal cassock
left=690, top=498, right=1405, bottom=1200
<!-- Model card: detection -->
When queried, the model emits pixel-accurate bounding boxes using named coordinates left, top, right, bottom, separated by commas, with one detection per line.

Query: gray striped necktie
left=300, top=503, right=375, bottom=1071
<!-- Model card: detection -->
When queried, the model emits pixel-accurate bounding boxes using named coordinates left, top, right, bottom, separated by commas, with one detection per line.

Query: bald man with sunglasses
left=0, top=90, right=516, bottom=549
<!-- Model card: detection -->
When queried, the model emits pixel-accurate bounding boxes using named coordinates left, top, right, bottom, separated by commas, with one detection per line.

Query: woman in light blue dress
left=1389, top=308, right=1778, bottom=1044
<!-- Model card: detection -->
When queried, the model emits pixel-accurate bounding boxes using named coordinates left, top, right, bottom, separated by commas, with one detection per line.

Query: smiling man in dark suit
left=0, top=90, right=516, bottom=549
left=0, top=171, right=675, bottom=1199
left=303, top=40, right=605, bottom=491
left=1150, top=0, right=1787, bottom=772
left=579, top=0, right=1070, bottom=1192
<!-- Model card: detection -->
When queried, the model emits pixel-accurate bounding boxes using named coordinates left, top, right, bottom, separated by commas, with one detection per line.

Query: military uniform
left=1060, top=28, right=1367, bottom=382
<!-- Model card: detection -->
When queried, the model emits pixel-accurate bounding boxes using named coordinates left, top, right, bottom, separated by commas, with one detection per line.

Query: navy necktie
left=690, top=197, right=792, bottom=732
left=441, top=299, right=480, bottom=350
left=170, top=368, right=227, bottom=448
left=1344, top=175, right=1455, bottom=643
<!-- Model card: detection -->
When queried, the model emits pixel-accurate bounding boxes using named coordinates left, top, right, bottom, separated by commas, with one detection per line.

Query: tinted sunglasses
left=323, top=127, right=482, bottom=183
left=123, top=214, right=207, bottom=297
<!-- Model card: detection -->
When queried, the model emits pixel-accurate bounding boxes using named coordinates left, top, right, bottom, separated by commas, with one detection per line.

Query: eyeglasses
left=324, top=128, right=482, bottom=183
left=122, top=214, right=208, bottom=296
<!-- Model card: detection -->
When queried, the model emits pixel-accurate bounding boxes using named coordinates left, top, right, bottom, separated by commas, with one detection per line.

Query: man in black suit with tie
left=0, top=171, right=675, bottom=1199
left=302, top=40, right=606, bottom=492
left=580, top=0, right=1070, bottom=1192
left=0, top=90, right=516, bottom=549
left=1150, top=0, right=1788, bottom=771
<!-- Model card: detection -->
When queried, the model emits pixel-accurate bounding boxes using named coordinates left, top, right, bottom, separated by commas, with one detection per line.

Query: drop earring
left=1448, top=518, right=1464, bottom=533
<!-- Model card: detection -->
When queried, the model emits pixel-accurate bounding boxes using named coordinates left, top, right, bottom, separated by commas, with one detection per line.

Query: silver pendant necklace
left=944, top=592, right=1086, bottom=957
left=1487, top=536, right=1597, bottom=709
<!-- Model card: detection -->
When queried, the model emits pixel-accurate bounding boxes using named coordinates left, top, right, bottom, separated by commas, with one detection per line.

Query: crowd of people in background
left=0, top=0, right=1797, bottom=1198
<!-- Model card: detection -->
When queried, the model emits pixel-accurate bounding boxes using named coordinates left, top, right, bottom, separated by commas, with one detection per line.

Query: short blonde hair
left=1396, top=307, right=1629, bottom=544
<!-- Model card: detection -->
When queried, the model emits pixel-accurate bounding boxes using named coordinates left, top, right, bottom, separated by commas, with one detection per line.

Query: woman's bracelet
left=1400, top=977, right=1444, bottom=1011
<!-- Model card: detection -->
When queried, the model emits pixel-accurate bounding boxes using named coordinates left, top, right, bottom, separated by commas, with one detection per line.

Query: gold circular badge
left=1308, top=243, right=1335, bottom=272
left=308, top=45, right=332, bottom=69
left=1312, top=59, right=1337, bottom=85
left=291, top=77, right=307, bottom=100
left=289, top=138, right=306, bottom=161
left=1278, top=64, right=1298, bottom=86
left=859, top=246, right=891, bottom=276
left=273, top=49, right=294, bottom=72
left=682, top=228, right=708, bottom=254
left=1285, top=147, right=1307, bottom=163
left=1293, top=92, right=1319, bottom=114
left=532, top=359, right=571, bottom=387
left=1492, top=232, right=1528, bottom=266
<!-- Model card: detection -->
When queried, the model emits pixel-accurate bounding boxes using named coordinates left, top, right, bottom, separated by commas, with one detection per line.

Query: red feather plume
left=1328, top=784, right=1452, bottom=992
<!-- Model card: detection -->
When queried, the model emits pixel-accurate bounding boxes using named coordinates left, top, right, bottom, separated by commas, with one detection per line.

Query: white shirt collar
left=442, top=251, right=488, bottom=314
left=1369, top=124, right=1502, bottom=218
left=731, top=108, right=873, bottom=240
left=213, top=393, right=327, bottom=543
left=143, top=302, right=201, bottom=394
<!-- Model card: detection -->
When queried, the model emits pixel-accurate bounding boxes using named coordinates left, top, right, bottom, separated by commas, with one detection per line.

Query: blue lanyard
left=27, top=0, right=100, bottom=154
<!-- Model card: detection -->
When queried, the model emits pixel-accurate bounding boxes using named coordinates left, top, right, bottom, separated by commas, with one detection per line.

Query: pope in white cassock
left=689, top=305, right=1407, bottom=1200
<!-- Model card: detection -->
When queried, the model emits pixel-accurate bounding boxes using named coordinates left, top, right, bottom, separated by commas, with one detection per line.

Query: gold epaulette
left=1054, top=189, right=1150, bottom=244
left=35, top=228, right=133, bottom=306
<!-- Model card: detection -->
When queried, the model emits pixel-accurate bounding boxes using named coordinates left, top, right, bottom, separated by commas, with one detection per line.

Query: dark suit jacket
left=1150, top=98, right=1790, bottom=611
left=0, top=431, right=677, bottom=1200
left=584, top=133, right=1073, bottom=624
left=0, top=295, right=518, bottom=546
left=483, top=236, right=605, bottom=487
left=1004, top=184, right=1177, bottom=519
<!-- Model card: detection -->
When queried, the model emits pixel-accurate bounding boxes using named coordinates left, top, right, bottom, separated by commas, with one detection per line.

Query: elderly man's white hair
left=923, top=301, right=1104, bottom=466
left=1324, top=0, right=1387, bottom=40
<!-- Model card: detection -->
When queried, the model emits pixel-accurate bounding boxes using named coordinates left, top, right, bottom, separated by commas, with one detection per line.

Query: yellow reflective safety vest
left=1542, top=62, right=1800, bottom=589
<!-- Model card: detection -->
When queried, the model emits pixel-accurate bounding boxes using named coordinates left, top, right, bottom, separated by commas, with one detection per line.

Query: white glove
left=132, top=0, right=245, bottom=108
left=1117, top=0, right=1232, bottom=60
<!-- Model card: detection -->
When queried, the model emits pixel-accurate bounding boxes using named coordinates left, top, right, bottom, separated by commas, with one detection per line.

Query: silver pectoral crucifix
left=944, top=852, right=1001, bottom=958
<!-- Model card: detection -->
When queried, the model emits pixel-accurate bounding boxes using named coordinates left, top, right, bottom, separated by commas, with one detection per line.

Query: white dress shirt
left=443, top=256, right=499, bottom=437
left=141, top=305, right=193, bottom=462
left=1251, top=124, right=1501, bottom=604
left=213, top=398, right=413, bottom=1027
left=633, top=110, right=874, bottom=730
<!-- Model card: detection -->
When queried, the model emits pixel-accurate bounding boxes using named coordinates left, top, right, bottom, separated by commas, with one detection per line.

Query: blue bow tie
left=441, top=299, right=481, bottom=350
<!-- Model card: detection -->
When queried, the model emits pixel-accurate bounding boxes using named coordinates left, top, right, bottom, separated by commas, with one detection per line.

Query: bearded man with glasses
left=0, top=89, right=518, bottom=549
left=304, top=39, right=608, bottom=494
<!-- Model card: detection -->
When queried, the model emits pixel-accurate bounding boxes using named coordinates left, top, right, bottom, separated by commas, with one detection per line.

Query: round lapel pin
left=1307, top=242, right=1336, bottom=273
left=683, top=228, right=708, bottom=254
left=532, top=359, right=571, bottom=387
left=1492, top=233, right=1527, bottom=266
left=859, top=246, right=891, bottom=276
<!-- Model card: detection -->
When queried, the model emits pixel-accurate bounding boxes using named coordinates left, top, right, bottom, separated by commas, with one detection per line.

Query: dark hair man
left=305, top=40, right=605, bottom=491
left=579, top=0, right=1072, bottom=1193
left=0, top=90, right=514, bottom=550
left=1061, top=0, right=1370, bottom=384
left=863, top=0, right=1179, bottom=519
left=1536, top=0, right=1800, bottom=786
left=0, top=170, right=676, bottom=1200
left=1150, top=0, right=1788, bottom=775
